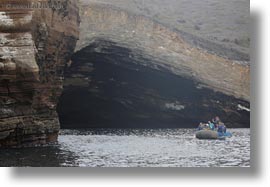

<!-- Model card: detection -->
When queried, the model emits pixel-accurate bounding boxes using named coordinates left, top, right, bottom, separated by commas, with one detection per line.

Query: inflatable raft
left=195, top=130, right=232, bottom=140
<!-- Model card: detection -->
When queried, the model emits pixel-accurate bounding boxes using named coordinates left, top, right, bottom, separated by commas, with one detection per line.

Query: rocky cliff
left=0, top=0, right=79, bottom=147
left=59, top=39, right=250, bottom=129
left=0, top=0, right=250, bottom=147
left=58, top=2, right=249, bottom=129
left=77, top=3, right=250, bottom=101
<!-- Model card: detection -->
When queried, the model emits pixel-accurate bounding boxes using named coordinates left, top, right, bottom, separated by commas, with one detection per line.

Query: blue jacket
left=218, top=125, right=226, bottom=133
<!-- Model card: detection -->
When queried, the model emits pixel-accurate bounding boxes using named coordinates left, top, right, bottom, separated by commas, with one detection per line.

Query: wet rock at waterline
left=0, top=0, right=79, bottom=147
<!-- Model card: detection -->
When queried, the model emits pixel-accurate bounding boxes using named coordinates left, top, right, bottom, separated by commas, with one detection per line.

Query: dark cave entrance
left=57, top=39, right=250, bottom=129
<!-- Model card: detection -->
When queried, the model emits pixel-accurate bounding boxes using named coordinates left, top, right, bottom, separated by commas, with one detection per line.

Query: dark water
left=0, top=128, right=250, bottom=167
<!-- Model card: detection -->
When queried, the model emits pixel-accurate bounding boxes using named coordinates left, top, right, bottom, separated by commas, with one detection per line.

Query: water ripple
left=58, top=128, right=250, bottom=167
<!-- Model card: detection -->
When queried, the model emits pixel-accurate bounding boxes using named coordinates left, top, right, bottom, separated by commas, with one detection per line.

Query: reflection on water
left=0, top=144, right=77, bottom=167
left=0, top=128, right=250, bottom=167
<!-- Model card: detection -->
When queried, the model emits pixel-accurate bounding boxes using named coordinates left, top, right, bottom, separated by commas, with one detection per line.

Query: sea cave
left=57, top=39, right=250, bottom=129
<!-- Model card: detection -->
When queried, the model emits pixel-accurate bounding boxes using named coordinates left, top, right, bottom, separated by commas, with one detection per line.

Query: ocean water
left=0, top=128, right=250, bottom=167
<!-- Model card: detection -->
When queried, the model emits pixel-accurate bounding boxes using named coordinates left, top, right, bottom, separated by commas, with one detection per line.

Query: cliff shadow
left=56, top=39, right=250, bottom=129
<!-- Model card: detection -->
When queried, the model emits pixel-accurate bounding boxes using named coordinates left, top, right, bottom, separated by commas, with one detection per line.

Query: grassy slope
left=81, top=0, right=250, bottom=57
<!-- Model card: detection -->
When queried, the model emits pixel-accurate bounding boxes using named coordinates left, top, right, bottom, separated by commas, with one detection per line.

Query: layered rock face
left=0, top=0, right=79, bottom=147
left=77, top=3, right=250, bottom=101
left=0, top=0, right=250, bottom=147
left=58, top=2, right=250, bottom=129
left=58, top=39, right=250, bottom=128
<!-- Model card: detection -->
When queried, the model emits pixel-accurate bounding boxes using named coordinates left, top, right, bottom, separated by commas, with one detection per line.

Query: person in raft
left=197, top=122, right=214, bottom=131
left=217, top=122, right=227, bottom=134
left=212, top=116, right=221, bottom=128
left=208, top=121, right=215, bottom=130
left=197, top=123, right=209, bottom=130
left=197, top=116, right=227, bottom=131
left=211, top=116, right=227, bottom=133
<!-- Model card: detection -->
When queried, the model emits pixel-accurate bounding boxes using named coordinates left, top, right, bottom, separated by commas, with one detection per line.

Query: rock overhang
left=0, top=0, right=250, bottom=147
left=59, top=38, right=250, bottom=128
left=76, top=3, right=250, bottom=102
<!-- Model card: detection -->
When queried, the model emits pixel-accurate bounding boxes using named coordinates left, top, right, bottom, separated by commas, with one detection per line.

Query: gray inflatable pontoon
left=195, top=130, right=225, bottom=140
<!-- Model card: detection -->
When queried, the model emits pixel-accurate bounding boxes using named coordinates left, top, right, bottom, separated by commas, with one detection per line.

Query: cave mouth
left=57, top=39, right=250, bottom=129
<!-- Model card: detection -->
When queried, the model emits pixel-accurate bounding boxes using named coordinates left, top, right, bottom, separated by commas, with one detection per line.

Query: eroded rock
left=58, top=39, right=250, bottom=128
left=0, top=0, right=250, bottom=147
left=77, top=3, right=250, bottom=101
left=0, top=0, right=79, bottom=147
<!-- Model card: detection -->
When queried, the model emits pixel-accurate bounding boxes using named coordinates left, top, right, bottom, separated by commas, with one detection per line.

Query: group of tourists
left=197, top=116, right=227, bottom=133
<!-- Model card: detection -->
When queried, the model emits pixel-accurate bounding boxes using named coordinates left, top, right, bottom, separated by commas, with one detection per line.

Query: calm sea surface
left=0, top=128, right=250, bottom=167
